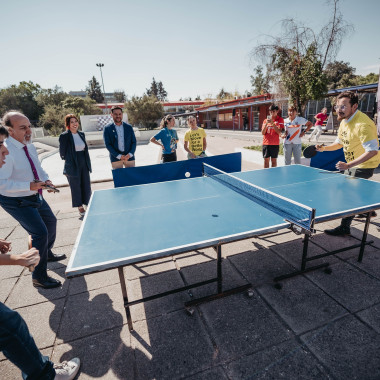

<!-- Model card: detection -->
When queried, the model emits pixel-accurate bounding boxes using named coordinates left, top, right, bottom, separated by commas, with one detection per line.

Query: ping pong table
left=66, top=164, right=380, bottom=331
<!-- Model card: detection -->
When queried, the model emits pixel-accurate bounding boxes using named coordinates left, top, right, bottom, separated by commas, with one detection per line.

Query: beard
left=336, top=113, right=346, bottom=121
left=23, top=135, right=33, bottom=145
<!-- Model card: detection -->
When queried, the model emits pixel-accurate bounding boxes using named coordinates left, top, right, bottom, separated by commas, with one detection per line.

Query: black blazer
left=59, top=130, right=92, bottom=176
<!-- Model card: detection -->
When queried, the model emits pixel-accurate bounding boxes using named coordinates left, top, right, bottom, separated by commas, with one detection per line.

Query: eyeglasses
left=334, top=105, right=347, bottom=111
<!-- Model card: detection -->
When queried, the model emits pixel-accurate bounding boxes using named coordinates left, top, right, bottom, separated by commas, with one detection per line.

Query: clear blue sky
left=1, top=0, right=379, bottom=100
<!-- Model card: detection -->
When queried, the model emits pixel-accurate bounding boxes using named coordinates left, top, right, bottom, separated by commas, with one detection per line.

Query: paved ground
left=1, top=130, right=380, bottom=379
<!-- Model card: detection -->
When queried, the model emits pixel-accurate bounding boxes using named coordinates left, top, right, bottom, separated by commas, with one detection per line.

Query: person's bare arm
left=0, top=238, right=11, bottom=253
left=150, top=137, right=164, bottom=149
left=261, top=120, right=269, bottom=135
left=336, top=151, right=378, bottom=171
left=184, top=141, right=196, bottom=158
left=0, top=248, right=40, bottom=267
left=316, top=142, right=343, bottom=152
left=300, top=121, right=313, bottom=137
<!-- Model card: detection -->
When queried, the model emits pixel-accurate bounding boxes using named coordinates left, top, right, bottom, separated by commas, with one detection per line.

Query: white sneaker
left=54, top=358, right=80, bottom=380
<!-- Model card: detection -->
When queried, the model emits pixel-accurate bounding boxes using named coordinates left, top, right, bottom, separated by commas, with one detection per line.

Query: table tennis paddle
left=303, top=144, right=324, bottom=159
left=34, top=180, right=60, bottom=193
left=28, top=235, right=36, bottom=272
left=42, top=183, right=60, bottom=193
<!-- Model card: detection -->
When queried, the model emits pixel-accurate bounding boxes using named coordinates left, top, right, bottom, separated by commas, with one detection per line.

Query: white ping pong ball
left=185, top=172, right=190, bottom=178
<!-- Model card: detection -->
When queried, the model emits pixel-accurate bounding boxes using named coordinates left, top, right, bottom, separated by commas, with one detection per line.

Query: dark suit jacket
left=103, top=122, right=137, bottom=163
left=59, top=130, right=92, bottom=176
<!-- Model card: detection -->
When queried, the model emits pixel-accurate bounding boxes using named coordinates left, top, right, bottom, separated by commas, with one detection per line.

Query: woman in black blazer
left=59, top=114, right=92, bottom=216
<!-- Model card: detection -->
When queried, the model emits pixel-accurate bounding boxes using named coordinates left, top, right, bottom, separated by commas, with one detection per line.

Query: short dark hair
left=64, top=114, right=78, bottom=130
left=269, top=104, right=279, bottom=111
left=111, top=106, right=123, bottom=113
left=0, top=125, right=9, bottom=137
left=337, top=91, right=358, bottom=106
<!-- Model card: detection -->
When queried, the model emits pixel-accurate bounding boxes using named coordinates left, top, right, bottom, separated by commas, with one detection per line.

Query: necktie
left=23, top=145, right=42, bottom=195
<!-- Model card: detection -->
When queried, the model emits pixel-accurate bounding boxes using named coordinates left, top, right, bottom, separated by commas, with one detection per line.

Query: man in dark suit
left=103, top=106, right=137, bottom=169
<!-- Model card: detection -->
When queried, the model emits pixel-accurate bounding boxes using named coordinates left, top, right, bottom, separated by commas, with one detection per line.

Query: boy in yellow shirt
left=184, top=116, right=207, bottom=159
left=316, top=91, right=380, bottom=236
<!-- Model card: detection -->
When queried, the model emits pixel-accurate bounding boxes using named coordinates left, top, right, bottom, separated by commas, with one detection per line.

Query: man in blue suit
left=103, top=106, right=137, bottom=169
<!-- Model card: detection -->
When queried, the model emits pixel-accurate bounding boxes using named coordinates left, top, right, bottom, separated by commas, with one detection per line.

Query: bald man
left=0, top=112, right=65, bottom=289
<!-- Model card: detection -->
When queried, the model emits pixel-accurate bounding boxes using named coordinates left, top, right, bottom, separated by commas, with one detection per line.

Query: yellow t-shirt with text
left=184, top=128, right=206, bottom=156
left=338, top=111, right=380, bottom=169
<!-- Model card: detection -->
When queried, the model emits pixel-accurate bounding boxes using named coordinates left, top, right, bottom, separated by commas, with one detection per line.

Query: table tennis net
left=203, top=163, right=315, bottom=232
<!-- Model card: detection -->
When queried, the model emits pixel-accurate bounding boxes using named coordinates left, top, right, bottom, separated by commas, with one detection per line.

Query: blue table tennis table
left=66, top=164, right=380, bottom=331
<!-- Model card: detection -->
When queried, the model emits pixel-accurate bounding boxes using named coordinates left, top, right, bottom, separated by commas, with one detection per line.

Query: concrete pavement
left=1, top=130, right=380, bottom=379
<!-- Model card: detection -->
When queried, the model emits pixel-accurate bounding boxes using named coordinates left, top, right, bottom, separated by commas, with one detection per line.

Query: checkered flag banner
left=97, top=115, right=113, bottom=131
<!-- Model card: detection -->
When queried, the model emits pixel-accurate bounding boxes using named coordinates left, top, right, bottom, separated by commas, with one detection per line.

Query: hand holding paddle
left=303, top=144, right=325, bottom=159
left=27, top=235, right=37, bottom=272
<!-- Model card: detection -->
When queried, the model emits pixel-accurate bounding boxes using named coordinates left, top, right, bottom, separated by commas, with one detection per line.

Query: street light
left=96, top=63, right=108, bottom=114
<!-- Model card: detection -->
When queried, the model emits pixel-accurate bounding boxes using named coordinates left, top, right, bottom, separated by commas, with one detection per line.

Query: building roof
left=327, top=82, right=378, bottom=96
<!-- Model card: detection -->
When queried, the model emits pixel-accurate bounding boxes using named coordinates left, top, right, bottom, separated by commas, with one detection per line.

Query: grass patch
left=244, top=143, right=312, bottom=156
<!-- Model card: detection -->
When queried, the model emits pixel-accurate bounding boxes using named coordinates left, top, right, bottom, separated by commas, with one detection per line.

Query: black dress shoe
left=33, top=277, right=62, bottom=289
left=324, top=226, right=351, bottom=236
left=47, top=253, right=66, bottom=262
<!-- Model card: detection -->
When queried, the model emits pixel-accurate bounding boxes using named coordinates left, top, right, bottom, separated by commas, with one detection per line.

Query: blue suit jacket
left=59, top=130, right=92, bottom=176
left=103, top=122, right=137, bottom=163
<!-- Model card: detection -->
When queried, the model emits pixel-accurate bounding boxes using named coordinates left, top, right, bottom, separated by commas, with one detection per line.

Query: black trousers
left=341, top=167, right=375, bottom=228
left=67, top=151, right=92, bottom=208
left=162, top=152, right=177, bottom=163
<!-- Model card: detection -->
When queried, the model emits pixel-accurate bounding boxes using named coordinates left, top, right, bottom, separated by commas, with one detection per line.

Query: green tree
left=86, top=76, right=104, bottom=103
left=250, top=66, right=271, bottom=95
left=324, top=61, right=356, bottom=89
left=113, top=90, right=126, bottom=102
left=157, top=81, right=167, bottom=101
left=38, top=104, right=69, bottom=135
left=61, top=96, right=103, bottom=116
left=216, top=88, right=233, bottom=101
left=352, top=72, right=378, bottom=85
left=250, top=0, right=353, bottom=112
left=273, top=44, right=328, bottom=112
left=35, top=86, right=68, bottom=108
left=124, top=94, right=164, bottom=129
left=0, top=81, right=43, bottom=121
left=146, top=78, right=167, bottom=101
left=146, top=77, right=158, bottom=98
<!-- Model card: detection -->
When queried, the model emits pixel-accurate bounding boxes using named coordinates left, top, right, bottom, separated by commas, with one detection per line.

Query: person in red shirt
left=309, top=107, right=328, bottom=142
left=261, top=104, right=284, bottom=168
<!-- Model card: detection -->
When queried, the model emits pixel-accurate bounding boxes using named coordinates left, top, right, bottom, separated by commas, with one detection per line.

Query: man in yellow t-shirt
left=316, top=91, right=380, bottom=236
left=184, top=116, right=207, bottom=159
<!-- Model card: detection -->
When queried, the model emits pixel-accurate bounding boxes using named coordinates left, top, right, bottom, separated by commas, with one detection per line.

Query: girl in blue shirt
left=150, top=114, right=179, bottom=163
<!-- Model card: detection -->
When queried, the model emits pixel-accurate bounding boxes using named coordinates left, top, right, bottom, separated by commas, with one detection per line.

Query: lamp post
left=96, top=63, right=108, bottom=114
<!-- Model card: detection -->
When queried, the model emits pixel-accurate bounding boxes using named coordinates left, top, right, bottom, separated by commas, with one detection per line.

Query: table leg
left=118, top=267, right=133, bottom=331
left=358, top=212, right=371, bottom=262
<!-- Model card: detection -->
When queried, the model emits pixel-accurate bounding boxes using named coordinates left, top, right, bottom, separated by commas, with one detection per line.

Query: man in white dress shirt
left=0, top=111, right=65, bottom=289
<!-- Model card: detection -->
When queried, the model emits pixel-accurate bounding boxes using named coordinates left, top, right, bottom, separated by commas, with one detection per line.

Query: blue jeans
left=283, top=143, right=302, bottom=165
left=0, top=302, right=55, bottom=379
left=0, top=194, right=56, bottom=281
